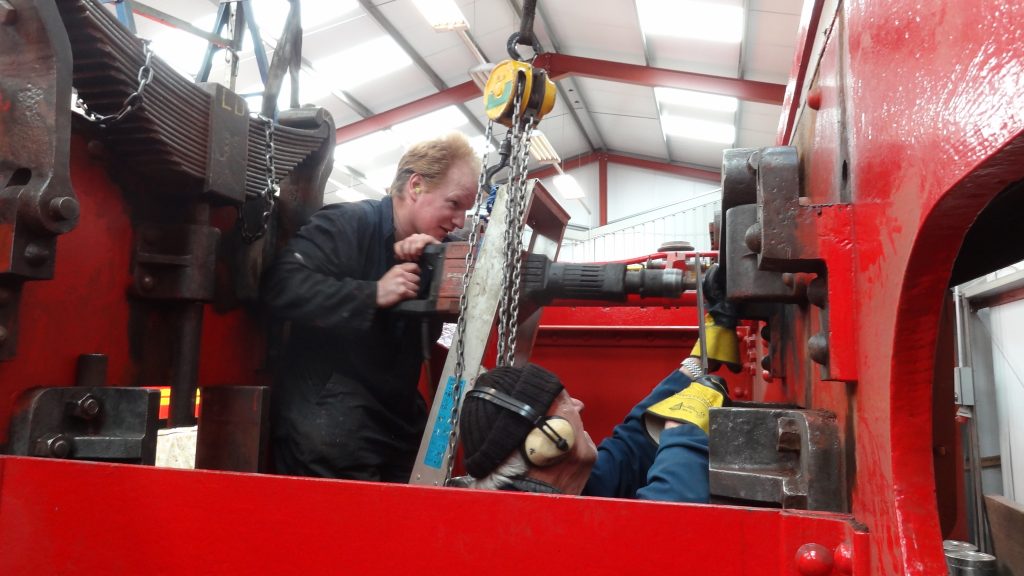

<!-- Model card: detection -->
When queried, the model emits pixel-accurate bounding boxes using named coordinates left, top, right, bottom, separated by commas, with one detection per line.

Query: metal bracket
left=7, top=387, right=161, bottom=464
left=132, top=224, right=220, bottom=301
left=709, top=405, right=846, bottom=512
left=0, top=0, right=80, bottom=360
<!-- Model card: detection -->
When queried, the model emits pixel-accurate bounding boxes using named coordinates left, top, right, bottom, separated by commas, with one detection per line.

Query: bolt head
left=744, top=223, right=763, bottom=253
left=49, top=197, right=80, bottom=221
left=796, top=543, right=834, bottom=576
left=139, top=275, right=156, bottom=291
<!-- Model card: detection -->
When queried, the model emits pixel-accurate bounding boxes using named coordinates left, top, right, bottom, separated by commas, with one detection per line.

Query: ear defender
left=522, top=416, right=575, bottom=467
left=465, top=386, right=575, bottom=469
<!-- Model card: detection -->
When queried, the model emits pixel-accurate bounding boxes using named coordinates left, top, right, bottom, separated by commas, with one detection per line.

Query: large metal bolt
left=0, top=1, right=17, bottom=25
left=49, top=197, right=80, bottom=222
left=807, top=276, right=828, bottom=308
left=0, top=326, right=8, bottom=345
left=796, top=543, right=834, bottom=576
left=23, top=243, right=50, bottom=266
left=36, top=434, right=71, bottom=459
left=761, top=355, right=771, bottom=370
left=139, top=274, right=156, bottom=292
left=69, top=394, right=101, bottom=420
left=808, top=333, right=829, bottom=366
left=777, top=417, right=802, bottom=452
left=744, top=222, right=762, bottom=253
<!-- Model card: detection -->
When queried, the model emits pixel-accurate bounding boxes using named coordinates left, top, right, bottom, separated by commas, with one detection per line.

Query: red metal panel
left=0, top=137, right=268, bottom=443
left=530, top=151, right=721, bottom=183
left=0, top=456, right=869, bottom=575
left=783, top=1, right=1024, bottom=573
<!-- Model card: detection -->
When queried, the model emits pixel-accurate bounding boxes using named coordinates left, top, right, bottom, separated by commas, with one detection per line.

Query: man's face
left=410, top=159, right=478, bottom=240
left=548, top=390, right=598, bottom=466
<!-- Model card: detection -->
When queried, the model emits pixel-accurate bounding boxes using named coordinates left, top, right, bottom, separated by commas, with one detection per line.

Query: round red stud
left=834, top=542, right=854, bottom=574
left=807, top=88, right=822, bottom=110
left=796, top=543, right=834, bottom=576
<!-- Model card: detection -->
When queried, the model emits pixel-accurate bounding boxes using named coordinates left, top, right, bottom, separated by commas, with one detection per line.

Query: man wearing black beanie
left=456, top=361, right=730, bottom=502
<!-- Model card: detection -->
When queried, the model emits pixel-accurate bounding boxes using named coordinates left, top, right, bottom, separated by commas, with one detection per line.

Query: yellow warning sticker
left=645, top=384, right=724, bottom=434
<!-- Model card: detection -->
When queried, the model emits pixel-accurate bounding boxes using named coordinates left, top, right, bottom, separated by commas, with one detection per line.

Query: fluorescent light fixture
left=655, top=87, right=738, bottom=113
left=412, top=0, right=469, bottom=31
left=661, top=116, right=736, bottom=144
left=391, top=106, right=469, bottom=144
left=333, top=130, right=404, bottom=166
left=636, top=0, right=744, bottom=43
left=252, top=0, right=360, bottom=36
left=469, top=135, right=495, bottom=156
left=362, top=167, right=398, bottom=195
left=553, top=173, right=585, bottom=200
left=313, top=36, right=413, bottom=91
left=529, top=131, right=561, bottom=165
left=146, top=14, right=217, bottom=78
left=468, top=62, right=496, bottom=90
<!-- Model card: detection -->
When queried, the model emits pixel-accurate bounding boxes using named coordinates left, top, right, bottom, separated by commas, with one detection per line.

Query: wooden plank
left=985, top=494, right=1024, bottom=575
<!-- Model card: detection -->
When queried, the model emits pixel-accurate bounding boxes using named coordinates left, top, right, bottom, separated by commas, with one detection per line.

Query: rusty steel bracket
left=720, top=145, right=857, bottom=381
left=0, top=0, right=79, bottom=360
left=709, top=405, right=846, bottom=512
left=132, top=224, right=220, bottom=301
left=6, top=386, right=161, bottom=464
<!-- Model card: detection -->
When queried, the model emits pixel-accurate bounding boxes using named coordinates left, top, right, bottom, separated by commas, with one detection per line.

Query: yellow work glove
left=690, top=313, right=741, bottom=373
left=644, top=375, right=730, bottom=442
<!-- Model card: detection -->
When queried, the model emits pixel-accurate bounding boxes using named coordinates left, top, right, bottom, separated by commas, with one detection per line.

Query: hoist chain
left=496, top=77, right=535, bottom=367
left=443, top=120, right=496, bottom=484
left=238, top=115, right=280, bottom=244
left=76, top=41, right=155, bottom=127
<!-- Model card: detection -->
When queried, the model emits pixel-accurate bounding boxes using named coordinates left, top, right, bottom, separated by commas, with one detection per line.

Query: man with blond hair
left=265, top=132, right=480, bottom=481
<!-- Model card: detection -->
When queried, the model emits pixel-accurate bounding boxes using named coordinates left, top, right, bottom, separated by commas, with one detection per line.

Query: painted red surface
left=0, top=456, right=869, bottom=575
left=3, top=0, right=1022, bottom=573
left=0, top=136, right=268, bottom=443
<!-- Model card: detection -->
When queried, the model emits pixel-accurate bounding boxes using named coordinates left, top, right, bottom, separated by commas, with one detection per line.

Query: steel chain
left=496, top=79, right=525, bottom=366
left=443, top=120, right=495, bottom=484
left=502, top=116, right=535, bottom=366
left=76, top=41, right=155, bottom=127
left=238, top=115, right=280, bottom=243
left=496, top=77, right=535, bottom=367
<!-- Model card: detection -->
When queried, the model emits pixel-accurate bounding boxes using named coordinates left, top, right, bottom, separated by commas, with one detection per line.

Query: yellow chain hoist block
left=483, top=59, right=556, bottom=127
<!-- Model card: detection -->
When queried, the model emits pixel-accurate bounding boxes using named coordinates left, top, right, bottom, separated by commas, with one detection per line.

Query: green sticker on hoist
left=424, top=376, right=463, bottom=469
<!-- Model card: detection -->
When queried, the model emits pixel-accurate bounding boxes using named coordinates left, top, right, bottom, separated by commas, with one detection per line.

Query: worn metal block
left=709, top=405, right=845, bottom=512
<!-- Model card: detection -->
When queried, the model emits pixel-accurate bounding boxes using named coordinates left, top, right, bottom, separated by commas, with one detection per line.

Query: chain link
left=496, top=75, right=535, bottom=367
left=76, top=41, right=155, bottom=127
left=238, top=115, right=280, bottom=243
left=442, top=120, right=495, bottom=484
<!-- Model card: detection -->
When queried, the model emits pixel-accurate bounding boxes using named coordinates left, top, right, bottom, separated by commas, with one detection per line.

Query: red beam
left=528, top=152, right=720, bottom=183
left=335, top=81, right=480, bottom=144
left=534, top=53, right=786, bottom=106
left=778, top=0, right=828, bottom=144
left=599, top=154, right=608, bottom=225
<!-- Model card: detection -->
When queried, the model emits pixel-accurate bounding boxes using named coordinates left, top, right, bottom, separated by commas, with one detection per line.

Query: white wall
left=979, top=300, right=1024, bottom=502
left=536, top=163, right=600, bottom=228
left=607, top=164, right=719, bottom=221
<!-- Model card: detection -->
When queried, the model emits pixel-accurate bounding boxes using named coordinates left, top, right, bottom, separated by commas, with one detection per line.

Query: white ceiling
left=120, top=0, right=802, bottom=217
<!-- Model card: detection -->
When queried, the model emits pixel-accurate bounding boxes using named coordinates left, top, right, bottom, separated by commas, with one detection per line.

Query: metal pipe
left=694, top=255, right=708, bottom=372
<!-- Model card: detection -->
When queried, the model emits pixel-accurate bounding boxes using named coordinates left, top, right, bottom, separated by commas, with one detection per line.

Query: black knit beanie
left=460, top=363, right=564, bottom=478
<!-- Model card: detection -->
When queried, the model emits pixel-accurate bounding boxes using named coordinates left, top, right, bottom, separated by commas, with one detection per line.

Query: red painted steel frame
left=779, top=0, right=1024, bottom=574
left=0, top=457, right=870, bottom=575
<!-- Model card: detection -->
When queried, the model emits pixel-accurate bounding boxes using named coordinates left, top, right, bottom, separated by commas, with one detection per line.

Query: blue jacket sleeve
left=582, top=370, right=710, bottom=503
